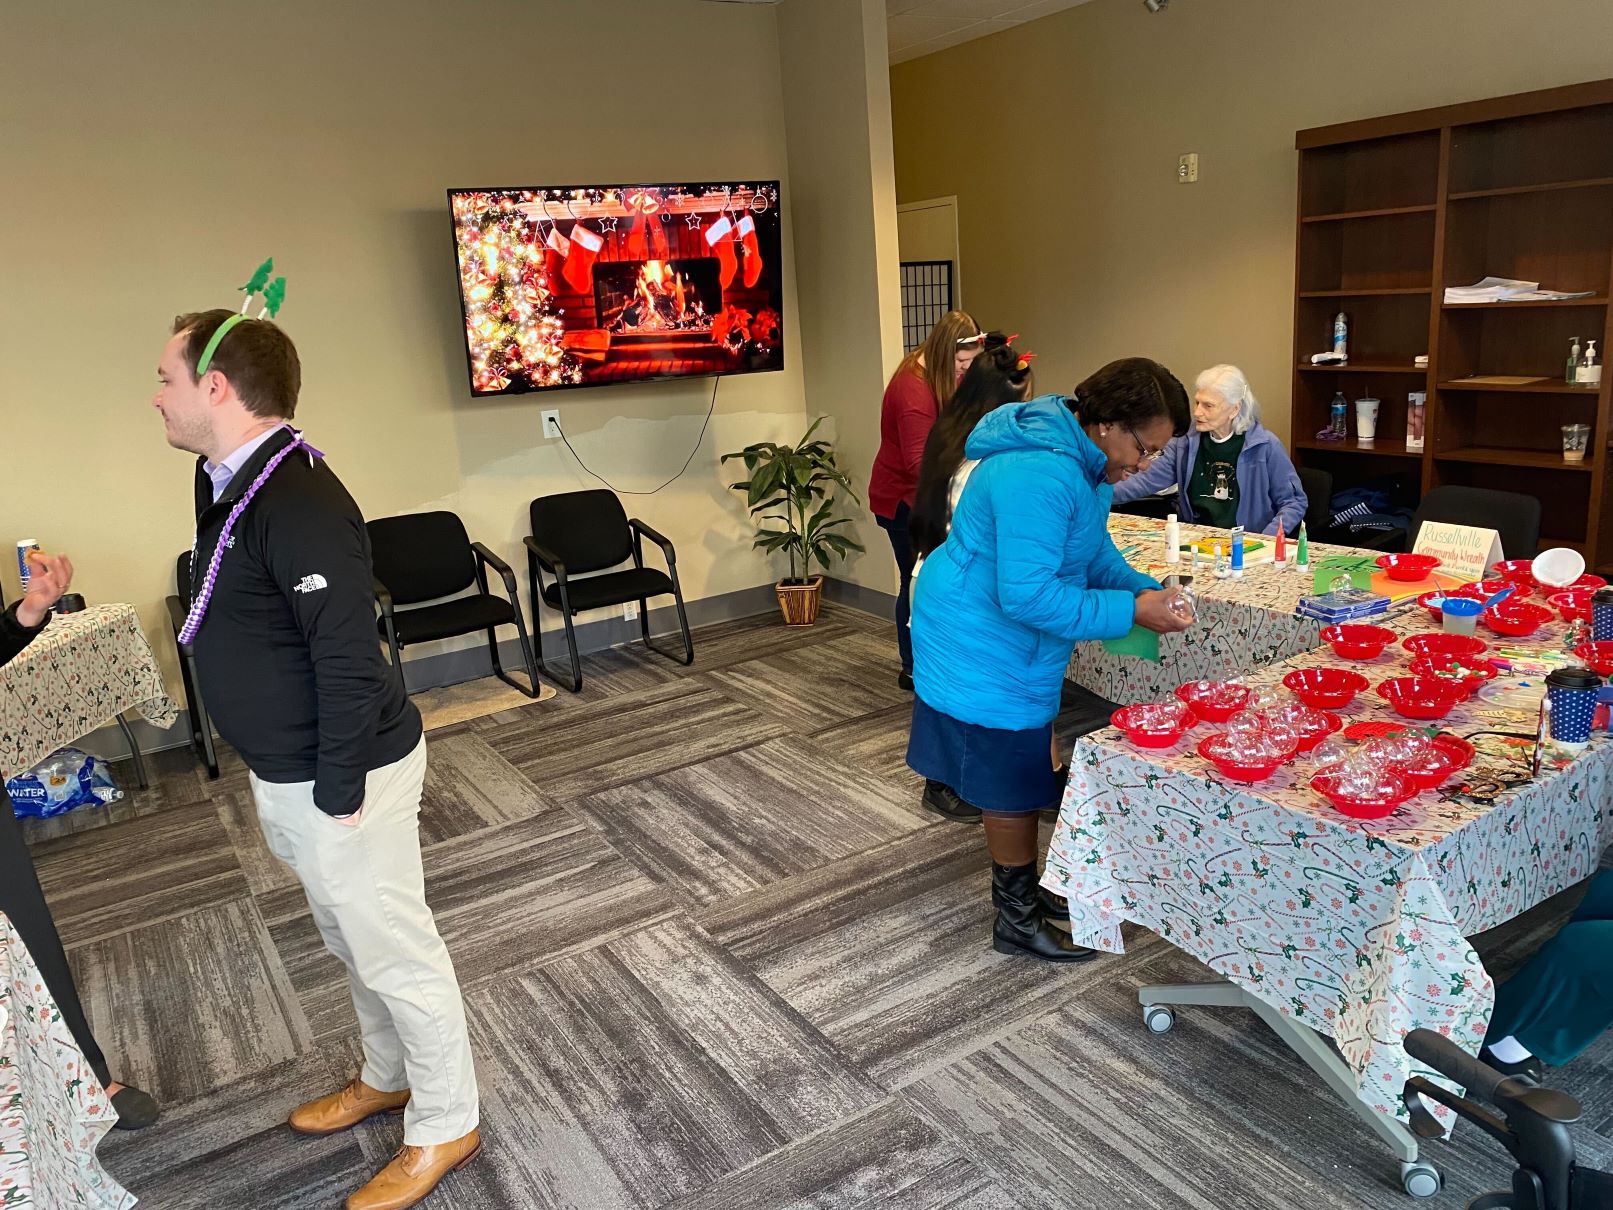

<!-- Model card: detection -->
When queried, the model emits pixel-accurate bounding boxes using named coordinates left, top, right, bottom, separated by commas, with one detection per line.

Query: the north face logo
left=293, top=574, right=328, bottom=594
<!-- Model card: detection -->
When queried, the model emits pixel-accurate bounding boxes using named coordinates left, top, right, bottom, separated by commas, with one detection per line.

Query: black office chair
left=1403, top=1029, right=1613, bottom=1208
left=1297, top=466, right=1334, bottom=535
left=164, top=551, right=220, bottom=780
left=1113, top=490, right=1178, bottom=520
left=367, top=511, right=540, bottom=697
left=1409, top=486, right=1544, bottom=562
left=525, top=489, right=693, bottom=693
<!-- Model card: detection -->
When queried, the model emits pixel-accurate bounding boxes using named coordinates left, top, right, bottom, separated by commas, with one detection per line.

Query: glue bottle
left=1164, top=513, right=1181, bottom=564
left=1296, top=522, right=1310, bottom=572
left=1213, top=542, right=1230, bottom=579
left=1274, top=519, right=1287, bottom=569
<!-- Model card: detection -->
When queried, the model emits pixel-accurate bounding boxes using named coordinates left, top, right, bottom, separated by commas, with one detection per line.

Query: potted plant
left=723, top=417, right=864, bottom=625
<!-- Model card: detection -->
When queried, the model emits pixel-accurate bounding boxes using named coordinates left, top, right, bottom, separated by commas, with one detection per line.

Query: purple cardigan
left=1112, top=421, right=1307, bottom=535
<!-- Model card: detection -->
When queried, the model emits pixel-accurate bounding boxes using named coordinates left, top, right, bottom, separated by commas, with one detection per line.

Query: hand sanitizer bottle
left=1582, top=340, right=1601, bottom=388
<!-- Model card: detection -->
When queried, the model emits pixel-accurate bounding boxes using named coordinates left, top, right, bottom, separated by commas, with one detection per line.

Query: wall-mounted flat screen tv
left=448, top=180, right=783, bottom=396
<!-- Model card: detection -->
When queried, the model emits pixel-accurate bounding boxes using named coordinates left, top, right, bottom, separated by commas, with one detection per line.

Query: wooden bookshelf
left=1293, top=81, right=1613, bottom=574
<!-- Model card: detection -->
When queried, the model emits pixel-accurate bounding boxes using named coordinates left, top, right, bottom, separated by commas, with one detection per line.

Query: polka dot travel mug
left=1546, top=667, right=1603, bottom=752
left=1594, top=587, right=1613, bottom=642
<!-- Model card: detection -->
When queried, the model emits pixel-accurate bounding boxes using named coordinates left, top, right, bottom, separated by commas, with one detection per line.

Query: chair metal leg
left=486, top=622, right=541, bottom=698
left=528, top=564, right=582, bottom=693
left=639, top=587, right=695, bottom=668
left=558, top=608, right=584, bottom=693
left=182, top=648, right=220, bottom=780
left=114, top=714, right=150, bottom=790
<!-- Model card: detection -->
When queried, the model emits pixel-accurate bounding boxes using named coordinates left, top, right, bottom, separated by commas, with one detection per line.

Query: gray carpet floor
left=24, top=602, right=1612, bottom=1209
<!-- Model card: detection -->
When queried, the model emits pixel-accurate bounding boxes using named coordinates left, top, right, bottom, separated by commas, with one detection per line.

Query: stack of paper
left=1445, top=277, right=1595, bottom=303
left=1444, top=277, right=1539, bottom=303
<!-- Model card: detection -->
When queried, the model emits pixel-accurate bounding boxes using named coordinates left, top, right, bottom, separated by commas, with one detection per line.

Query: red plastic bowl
left=1490, top=560, right=1539, bottom=587
left=1482, top=601, right=1554, bottom=638
left=1575, top=641, right=1613, bottom=676
left=1409, top=653, right=1499, bottom=697
left=1319, top=624, right=1397, bottom=660
left=1283, top=667, right=1371, bottom=709
left=1548, top=589, right=1597, bottom=622
left=1377, top=676, right=1464, bottom=720
left=1390, top=734, right=1476, bottom=792
left=1403, top=633, right=1490, bottom=659
left=1563, top=573, right=1608, bottom=592
left=1111, top=705, right=1195, bottom=749
left=1197, top=733, right=1296, bottom=783
left=1311, top=770, right=1416, bottom=819
left=1377, top=553, right=1442, bottom=582
left=1174, top=681, right=1252, bottom=723
left=1473, top=578, right=1532, bottom=601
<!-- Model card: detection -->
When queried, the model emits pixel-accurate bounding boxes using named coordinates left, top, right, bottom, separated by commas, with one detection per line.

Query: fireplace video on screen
left=448, top=181, right=783, bottom=396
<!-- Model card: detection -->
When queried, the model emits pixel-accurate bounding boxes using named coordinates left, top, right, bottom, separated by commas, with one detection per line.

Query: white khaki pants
left=251, top=737, right=479, bottom=1145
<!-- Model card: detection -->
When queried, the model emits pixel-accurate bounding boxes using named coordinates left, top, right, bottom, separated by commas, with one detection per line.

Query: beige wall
left=890, top=0, right=1613, bottom=444
left=779, top=0, right=906, bottom=594
left=2, top=0, right=811, bottom=690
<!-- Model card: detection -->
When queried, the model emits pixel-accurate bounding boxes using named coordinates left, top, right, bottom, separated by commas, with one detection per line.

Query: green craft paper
left=1312, top=555, right=1375, bottom=594
left=1102, top=623, right=1161, bottom=662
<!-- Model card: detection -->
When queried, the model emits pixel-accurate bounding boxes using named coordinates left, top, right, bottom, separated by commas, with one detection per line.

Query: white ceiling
left=886, top=0, right=1093, bottom=64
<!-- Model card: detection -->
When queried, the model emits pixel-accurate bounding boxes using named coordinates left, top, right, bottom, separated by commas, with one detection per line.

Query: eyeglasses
left=1122, top=425, right=1165, bottom=465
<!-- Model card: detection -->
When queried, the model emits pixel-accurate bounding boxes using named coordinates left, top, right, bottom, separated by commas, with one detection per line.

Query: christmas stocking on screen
left=737, top=215, right=763, bottom=288
left=544, top=227, right=571, bottom=288
left=564, top=223, right=604, bottom=293
left=704, top=215, right=738, bottom=289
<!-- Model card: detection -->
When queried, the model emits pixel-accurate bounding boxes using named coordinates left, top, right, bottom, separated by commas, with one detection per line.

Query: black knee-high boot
left=991, top=863, right=1097, bottom=963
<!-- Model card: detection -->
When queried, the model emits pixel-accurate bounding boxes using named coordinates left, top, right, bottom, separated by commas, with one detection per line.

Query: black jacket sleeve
left=257, top=493, right=389, bottom=815
left=0, top=603, right=47, bottom=667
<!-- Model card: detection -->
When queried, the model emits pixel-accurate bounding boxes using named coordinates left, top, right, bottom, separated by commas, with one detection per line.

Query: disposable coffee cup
left=1355, top=398, right=1379, bottom=443
left=1594, top=587, right=1613, bottom=642
left=1440, top=595, right=1482, bottom=635
left=16, top=539, right=39, bottom=591
left=1546, top=667, right=1603, bottom=751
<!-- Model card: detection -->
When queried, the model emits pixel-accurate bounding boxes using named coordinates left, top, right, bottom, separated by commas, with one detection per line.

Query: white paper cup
left=1355, top=398, right=1379, bottom=443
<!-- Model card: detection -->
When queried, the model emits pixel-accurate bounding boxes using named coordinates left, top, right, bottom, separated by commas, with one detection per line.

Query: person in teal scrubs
left=1482, top=868, right=1613, bottom=1074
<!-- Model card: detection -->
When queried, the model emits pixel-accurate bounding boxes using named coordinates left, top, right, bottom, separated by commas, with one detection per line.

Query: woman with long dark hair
left=868, top=310, right=984, bottom=690
left=907, top=359, right=1194, bottom=962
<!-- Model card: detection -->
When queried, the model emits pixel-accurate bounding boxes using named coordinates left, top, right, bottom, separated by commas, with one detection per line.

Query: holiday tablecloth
left=1066, top=515, right=1371, bottom=704
left=0, top=605, right=176, bottom=779
left=1045, top=606, right=1613, bottom=1122
left=0, top=912, right=136, bottom=1208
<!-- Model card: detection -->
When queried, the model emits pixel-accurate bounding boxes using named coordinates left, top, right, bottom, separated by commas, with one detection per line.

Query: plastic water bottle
left=1330, top=393, right=1348, bottom=439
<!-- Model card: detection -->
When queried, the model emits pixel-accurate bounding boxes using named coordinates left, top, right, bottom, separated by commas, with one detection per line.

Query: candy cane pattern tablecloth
left=1067, top=515, right=1379, bottom=704
left=0, top=604, right=177, bottom=779
left=0, top=912, right=136, bottom=1208
left=1045, top=606, right=1613, bottom=1121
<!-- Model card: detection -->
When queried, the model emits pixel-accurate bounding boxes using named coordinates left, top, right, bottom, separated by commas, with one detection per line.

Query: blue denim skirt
left=905, top=696, right=1056, bottom=814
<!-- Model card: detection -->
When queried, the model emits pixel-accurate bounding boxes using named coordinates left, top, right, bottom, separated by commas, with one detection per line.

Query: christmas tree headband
left=195, top=258, right=288, bottom=376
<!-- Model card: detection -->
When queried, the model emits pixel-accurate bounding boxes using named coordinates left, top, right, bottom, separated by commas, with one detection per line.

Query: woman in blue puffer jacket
left=907, top=358, right=1193, bottom=963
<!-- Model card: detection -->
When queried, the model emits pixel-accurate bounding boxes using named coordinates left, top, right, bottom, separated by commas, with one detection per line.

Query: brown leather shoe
left=288, top=1078, right=410, bottom=1136
left=346, top=1130, right=482, bottom=1210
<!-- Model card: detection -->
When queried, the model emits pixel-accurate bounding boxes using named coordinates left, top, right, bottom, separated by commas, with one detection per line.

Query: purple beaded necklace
left=178, top=425, right=325, bottom=645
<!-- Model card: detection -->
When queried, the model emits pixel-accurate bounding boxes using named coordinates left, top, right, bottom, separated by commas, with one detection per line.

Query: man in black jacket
left=155, top=309, right=479, bottom=1210
left=1, top=552, right=159, bottom=1129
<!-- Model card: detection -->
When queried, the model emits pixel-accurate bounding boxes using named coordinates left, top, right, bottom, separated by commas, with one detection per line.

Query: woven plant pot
left=775, top=576, right=824, bottom=626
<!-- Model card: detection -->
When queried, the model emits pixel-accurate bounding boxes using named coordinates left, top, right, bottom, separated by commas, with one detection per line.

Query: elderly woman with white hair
left=1111, top=364, right=1306, bottom=535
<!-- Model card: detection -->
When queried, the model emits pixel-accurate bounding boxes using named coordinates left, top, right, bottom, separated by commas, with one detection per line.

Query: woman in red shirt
left=868, top=310, right=983, bottom=688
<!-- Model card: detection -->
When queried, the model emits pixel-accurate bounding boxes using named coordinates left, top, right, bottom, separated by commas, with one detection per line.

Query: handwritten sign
left=1413, top=521, right=1503, bottom=583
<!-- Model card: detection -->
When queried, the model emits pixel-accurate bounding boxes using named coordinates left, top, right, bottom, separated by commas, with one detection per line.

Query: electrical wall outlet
left=1178, top=153, right=1199, bottom=183
left=623, top=601, right=639, bottom=622
left=541, top=409, right=561, bottom=440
